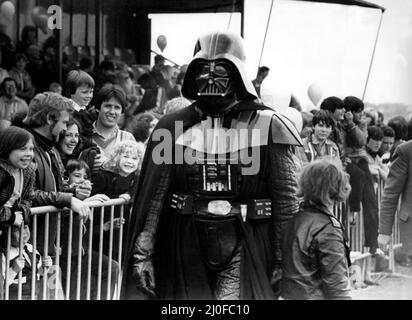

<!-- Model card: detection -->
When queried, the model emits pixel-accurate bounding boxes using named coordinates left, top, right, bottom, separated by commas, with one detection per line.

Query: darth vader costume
left=122, top=31, right=302, bottom=300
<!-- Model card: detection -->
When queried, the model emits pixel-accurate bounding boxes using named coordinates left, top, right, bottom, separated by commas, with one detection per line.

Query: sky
left=149, top=12, right=241, bottom=66
left=150, top=0, right=411, bottom=107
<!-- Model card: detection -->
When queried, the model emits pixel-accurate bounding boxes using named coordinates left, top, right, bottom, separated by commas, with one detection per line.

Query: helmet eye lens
left=199, top=64, right=211, bottom=76
left=198, top=61, right=230, bottom=78
left=214, top=64, right=229, bottom=77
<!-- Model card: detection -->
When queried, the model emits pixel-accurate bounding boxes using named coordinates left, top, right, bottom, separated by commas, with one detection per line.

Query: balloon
left=260, top=75, right=291, bottom=114
left=307, top=83, right=323, bottom=106
left=156, top=35, right=167, bottom=52
left=0, top=1, right=15, bottom=18
left=0, top=1, right=15, bottom=24
left=31, top=6, right=49, bottom=34
left=32, top=6, right=46, bottom=24
left=38, top=15, right=49, bottom=34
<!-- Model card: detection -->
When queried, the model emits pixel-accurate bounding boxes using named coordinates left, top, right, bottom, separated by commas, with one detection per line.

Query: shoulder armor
left=330, top=216, right=342, bottom=229
left=270, top=111, right=303, bottom=146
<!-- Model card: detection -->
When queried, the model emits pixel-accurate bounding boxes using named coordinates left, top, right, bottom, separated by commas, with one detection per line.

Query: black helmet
left=182, top=31, right=257, bottom=112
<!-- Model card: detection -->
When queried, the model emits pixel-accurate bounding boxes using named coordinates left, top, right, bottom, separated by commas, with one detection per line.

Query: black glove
left=270, top=263, right=283, bottom=297
left=132, top=231, right=156, bottom=297
left=133, top=259, right=156, bottom=297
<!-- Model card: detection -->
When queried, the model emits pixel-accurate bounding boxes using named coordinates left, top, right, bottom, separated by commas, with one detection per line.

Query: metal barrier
left=338, top=178, right=402, bottom=270
left=0, top=179, right=403, bottom=300
left=0, top=198, right=129, bottom=300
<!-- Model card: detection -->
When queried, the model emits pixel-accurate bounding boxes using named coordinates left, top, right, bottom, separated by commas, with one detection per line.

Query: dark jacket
left=380, top=140, right=412, bottom=255
left=0, top=159, right=36, bottom=225
left=281, top=201, right=351, bottom=300
left=25, top=126, right=72, bottom=208
left=330, top=118, right=367, bottom=157
left=72, top=108, right=99, bottom=157
left=24, top=126, right=73, bottom=255
left=91, top=168, right=138, bottom=199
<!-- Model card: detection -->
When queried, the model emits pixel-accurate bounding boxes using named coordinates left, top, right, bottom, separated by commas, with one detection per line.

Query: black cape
left=121, top=101, right=299, bottom=300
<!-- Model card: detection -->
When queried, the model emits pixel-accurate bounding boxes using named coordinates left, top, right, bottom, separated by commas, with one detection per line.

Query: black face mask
left=194, top=60, right=237, bottom=116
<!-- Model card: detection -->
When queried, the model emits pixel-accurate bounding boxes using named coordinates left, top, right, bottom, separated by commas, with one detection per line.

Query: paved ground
left=351, top=263, right=412, bottom=300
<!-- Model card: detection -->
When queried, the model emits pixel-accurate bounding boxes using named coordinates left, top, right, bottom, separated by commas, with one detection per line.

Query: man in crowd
left=252, top=66, right=269, bottom=97
left=80, top=84, right=136, bottom=171
left=319, top=96, right=346, bottom=153
left=150, top=54, right=165, bottom=85
left=0, top=77, right=28, bottom=130
left=22, top=92, right=91, bottom=255
left=365, top=126, right=389, bottom=186
left=379, top=126, right=395, bottom=165
left=379, top=138, right=412, bottom=267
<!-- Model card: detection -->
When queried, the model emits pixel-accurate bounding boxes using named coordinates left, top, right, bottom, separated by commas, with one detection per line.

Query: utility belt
left=170, top=192, right=272, bottom=221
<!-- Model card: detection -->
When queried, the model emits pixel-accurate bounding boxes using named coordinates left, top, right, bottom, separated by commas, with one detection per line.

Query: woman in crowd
left=281, top=158, right=352, bottom=300
left=57, top=118, right=82, bottom=167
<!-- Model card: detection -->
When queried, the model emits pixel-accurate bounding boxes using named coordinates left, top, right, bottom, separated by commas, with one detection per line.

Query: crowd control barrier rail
left=0, top=198, right=129, bottom=300
left=0, top=182, right=402, bottom=300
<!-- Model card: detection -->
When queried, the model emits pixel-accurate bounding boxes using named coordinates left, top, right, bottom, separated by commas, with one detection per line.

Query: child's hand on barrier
left=12, top=257, right=25, bottom=273
left=75, top=180, right=93, bottom=200
left=70, top=198, right=91, bottom=221
left=42, top=255, right=53, bottom=268
left=103, top=218, right=125, bottom=231
left=119, top=193, right=131, bottom=202
left=12, top=211, right=23, bottom=227
left=84, top=194, right=110, bottom=203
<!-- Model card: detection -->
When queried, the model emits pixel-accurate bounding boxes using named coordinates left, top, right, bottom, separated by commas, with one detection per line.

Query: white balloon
left=0, top=1, right=15, bottom=24
left=307, top=83, right=323, bottom=106
left=32, top=6, right=47, bottom=26
left=38, top=15, right=49, bottom=34
left=260, top=75, right=291, bottom=114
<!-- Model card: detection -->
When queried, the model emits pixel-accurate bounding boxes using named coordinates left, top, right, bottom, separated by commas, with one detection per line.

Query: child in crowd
left=0, top=126, right=36, bottom=229
left=65, top=70, right=98, bottom=156
left=65, top=69, right=95, bottom=112
left=0, top=224, right=53, bottom=300
left=60, top=159, right=116, bottom=300
left=91, top=140, right=145, bottom=199
left=90, top=140, right=145, bottom=258
left=63, top=159, right=110, bottom=204
left=297, top=109, right=340, bottom=168
left=281, top=158, right=352, bottom=300
left=64, top=159, right=93, bottom=200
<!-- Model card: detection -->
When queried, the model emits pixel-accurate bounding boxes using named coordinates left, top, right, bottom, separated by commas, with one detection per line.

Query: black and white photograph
left=0, top=0, right=411, bottom=307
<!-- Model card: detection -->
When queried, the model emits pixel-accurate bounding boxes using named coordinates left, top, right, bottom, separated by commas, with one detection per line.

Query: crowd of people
left=0, top=27, right=410, bottom=300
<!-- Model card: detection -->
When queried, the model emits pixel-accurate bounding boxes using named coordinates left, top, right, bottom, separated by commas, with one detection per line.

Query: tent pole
left=258, top=0, right=274, bottom=71
left=362, top=11, right=384, bottom=101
